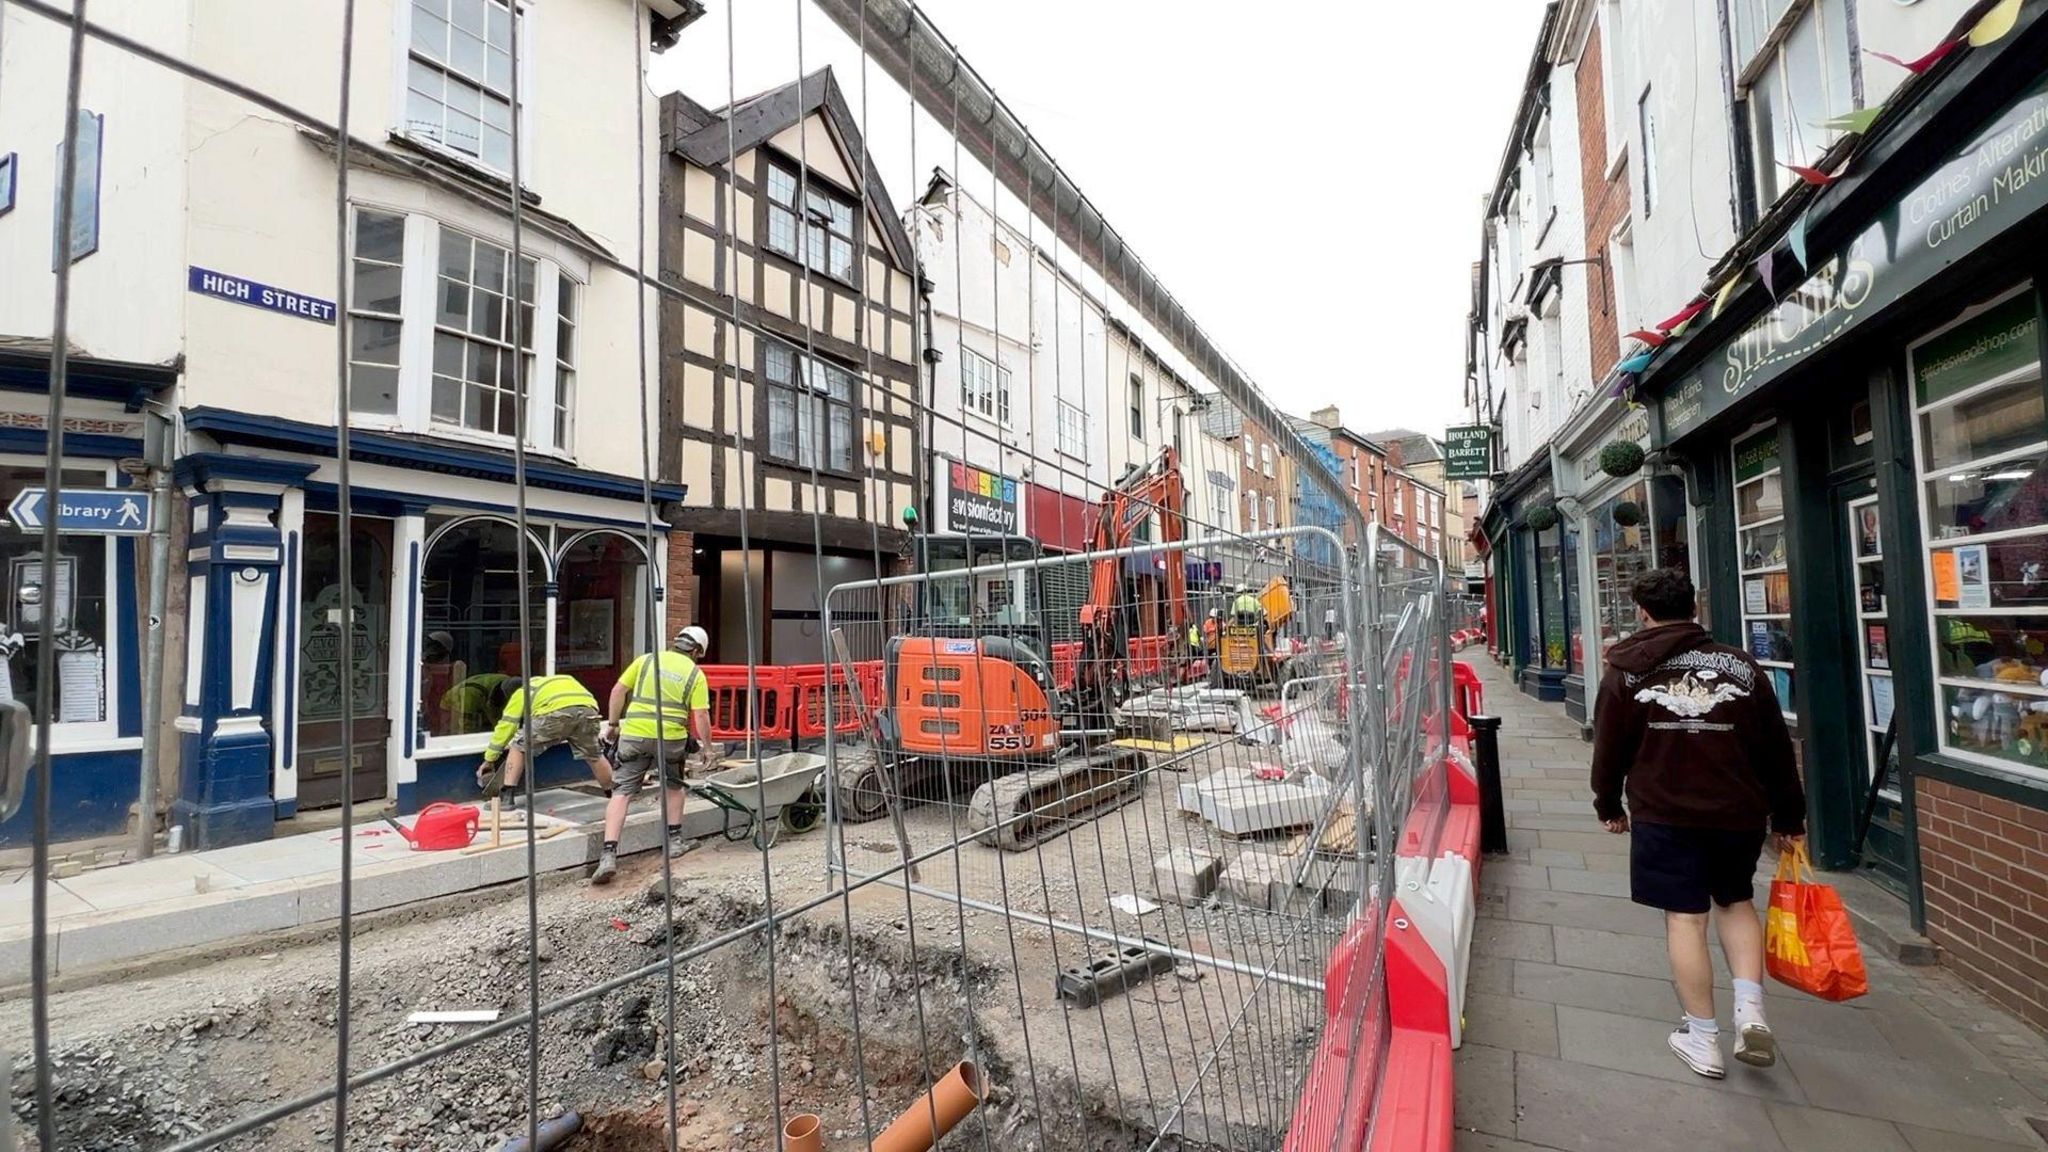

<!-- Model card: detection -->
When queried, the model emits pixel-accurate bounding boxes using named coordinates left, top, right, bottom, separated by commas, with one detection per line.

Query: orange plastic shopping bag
left=1765, top=843, right=1869, bottom=1002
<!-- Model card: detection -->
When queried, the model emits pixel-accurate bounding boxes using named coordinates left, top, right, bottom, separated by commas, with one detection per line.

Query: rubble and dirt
left=2, top=810, right=1310, bottom=1152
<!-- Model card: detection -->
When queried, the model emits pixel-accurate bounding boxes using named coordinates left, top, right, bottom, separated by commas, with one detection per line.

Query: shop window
left=765, top=342, right=857, bottom=473
left=1910, top=287, right=2048, bottom=775
left=553, top=531, right=650, bottom=703
left=420, top=517, right=548, bottom=739
left=0, top=465, right=115, bottom=734
left=1734, top=425, right=1796, bottom=718
left=1593, top=481, right=1656, bottom=655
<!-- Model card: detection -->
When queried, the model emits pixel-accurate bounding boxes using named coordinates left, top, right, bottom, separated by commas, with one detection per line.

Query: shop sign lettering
left=1444, top=425, right=1493, bottom=480
left=945, top=458, right=1019, bottom=534
left=1659, top=76, right=2048, bottom=443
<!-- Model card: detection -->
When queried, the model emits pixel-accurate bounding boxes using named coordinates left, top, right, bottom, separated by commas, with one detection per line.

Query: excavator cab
left=884, top=534, right=1064, bottom=760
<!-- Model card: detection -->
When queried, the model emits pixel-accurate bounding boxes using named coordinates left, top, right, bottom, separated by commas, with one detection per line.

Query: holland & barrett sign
left=1444, top=425, right=1493, bottom=480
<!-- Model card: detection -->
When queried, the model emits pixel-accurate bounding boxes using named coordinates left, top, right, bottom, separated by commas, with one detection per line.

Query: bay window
left=1911, top=287, right=2048, bottom=776
left=347, top=207, right=579, bottom=454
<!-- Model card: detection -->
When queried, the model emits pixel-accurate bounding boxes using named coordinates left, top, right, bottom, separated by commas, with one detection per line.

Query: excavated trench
left=9, top=875, right=1264, bottom=1151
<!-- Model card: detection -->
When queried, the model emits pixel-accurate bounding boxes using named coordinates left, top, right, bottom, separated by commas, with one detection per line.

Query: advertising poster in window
left=1744, top=578, right=1768, bottom=616
left=1932, top=550, right=1961, bottom=604
left=1869, top=674, right=1895, bottom=731
left=1857, top=505, right=1882, bottom=558
left=1958, top=544, right=1992, bottom=609
left=1867, top=624, right=1889, bottom=670
left=1748, top=619, right=1771, bottom=661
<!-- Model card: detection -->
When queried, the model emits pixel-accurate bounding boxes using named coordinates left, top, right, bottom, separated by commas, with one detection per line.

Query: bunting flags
left=1969, top=0, right=2021, bottom=47
left=1822, top=106, right=1887, bottom=134
left=1616, top=351, right=1654, bottom=376
left=1711, top=276, right=1742, bottom=320
left=1656, top=298, right=1709, bottom=335
left=1626, top=329, right=1669, bottom=348
left=1788, top=210, right=1811, bottom=272
left=1866, top=40, right=1959, bottom=74
left=1756, top=250, right=1779, bottom=303
left=1781, top=162, right=1839, bottom=187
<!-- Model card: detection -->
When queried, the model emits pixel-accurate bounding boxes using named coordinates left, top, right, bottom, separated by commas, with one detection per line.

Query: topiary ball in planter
left=1599, top=439, right=1647, bottom=477
left=1523, top=502, right=1559, bottom=531
left=1611, top=499, right=1645, bottom=527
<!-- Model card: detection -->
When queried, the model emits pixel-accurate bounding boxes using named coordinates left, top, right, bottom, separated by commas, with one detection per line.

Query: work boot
left=667, top=833, right=698, bottom=860
left=589, top=849, right=618, bottom=886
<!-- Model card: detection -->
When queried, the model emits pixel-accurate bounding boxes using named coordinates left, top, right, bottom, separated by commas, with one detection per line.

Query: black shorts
left=1629, top=820, right=1768, bottom=914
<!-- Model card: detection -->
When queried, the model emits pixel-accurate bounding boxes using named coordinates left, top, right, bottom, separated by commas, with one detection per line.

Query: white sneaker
left=1733, top=1004, right=1776, bottom=1068
left=1668, top=1020, right=1725, bottom=1079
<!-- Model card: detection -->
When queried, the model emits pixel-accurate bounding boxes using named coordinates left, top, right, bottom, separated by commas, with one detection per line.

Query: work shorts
left=612, top=734, right=693, bottom=797
left=510, top=705, right=603, bottom=762
left=1629, top=820, right=1769, bottom=914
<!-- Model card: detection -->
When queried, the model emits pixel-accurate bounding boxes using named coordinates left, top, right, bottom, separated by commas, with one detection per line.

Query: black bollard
left=1469, top=714, right=1508, bottom=855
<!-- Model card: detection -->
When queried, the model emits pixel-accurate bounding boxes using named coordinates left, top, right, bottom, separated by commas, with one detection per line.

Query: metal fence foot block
left=1056, top=944, right=1177, bottom=1007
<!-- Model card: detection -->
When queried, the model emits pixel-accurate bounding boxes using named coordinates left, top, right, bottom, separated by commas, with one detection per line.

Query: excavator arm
left=1074, top=446, right=1187, bottom=720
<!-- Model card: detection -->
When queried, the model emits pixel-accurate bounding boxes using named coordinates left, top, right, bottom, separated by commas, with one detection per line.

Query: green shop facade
left=1483, top=447, right=1582, bottom=708
left=1638, top=21, right=2048, bottom=1029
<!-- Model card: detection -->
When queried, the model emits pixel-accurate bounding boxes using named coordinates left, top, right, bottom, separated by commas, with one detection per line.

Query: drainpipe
left=135, top=407, right=174, bottom=859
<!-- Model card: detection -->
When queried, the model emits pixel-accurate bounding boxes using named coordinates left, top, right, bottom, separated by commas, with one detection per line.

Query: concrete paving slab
left=1779, top=1041, right=2042, bottom=1142
left=1462, top=992, right=1560, bottom=1057
left=1542, top=867, right=1631, bottom=898
left=1468, top=952, right=1515, bottom=996
left=57, top=886, right=302, bottom=974
left=1452, top=1136, right=1558, bottom=1152
left=1473, top=919, right=1554, bottom=963
left=56, top=855, right=251, bottom=911
left=1897, top=1123, right=2036, bottom=1151
left=1453, top=1042, right=1517, bottom=1137
left=1482, top=862, right=1550, bottom=890
left=0, top=878, right=93, bottom=925
left=1502, top=814, right=1608, bottom=832
left=1765, top=1104, right=1915, bottom=1152
left=1513, top=960, right=1679, bottom=1022
left=1512, top=1051, right=1789, bottom=1152
left=1525, top=848, right=1583, bottom=869
left=1868, top=999, right=2005, bottom=1072
left=1507, top=888, right=1666, bottom=938
left=1555, top=1004, right=1808, bottom=1104
left=1537, top=830, right=1632, bottom=855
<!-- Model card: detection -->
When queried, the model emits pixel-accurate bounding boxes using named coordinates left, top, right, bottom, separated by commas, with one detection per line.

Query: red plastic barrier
left=699, top=664, right=791, bottom=743
left=786, top=662, right=879, bottom=739
left=1452, top=661, right=1484, bottom=721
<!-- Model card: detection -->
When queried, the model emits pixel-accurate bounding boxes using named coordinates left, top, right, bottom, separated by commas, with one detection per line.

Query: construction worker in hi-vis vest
left=590, top=625, right=714, bottom=885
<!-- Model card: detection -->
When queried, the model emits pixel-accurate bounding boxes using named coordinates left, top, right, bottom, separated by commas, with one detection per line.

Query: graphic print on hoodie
left=1589, top=622, right=1807, bottom=835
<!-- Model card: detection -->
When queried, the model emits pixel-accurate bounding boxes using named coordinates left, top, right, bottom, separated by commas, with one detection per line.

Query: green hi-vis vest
left=619, top=650, right=710, bottom=740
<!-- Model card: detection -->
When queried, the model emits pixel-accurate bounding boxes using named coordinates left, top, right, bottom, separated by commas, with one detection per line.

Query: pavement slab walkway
left=1459, top=654, right=2048, bottom=1152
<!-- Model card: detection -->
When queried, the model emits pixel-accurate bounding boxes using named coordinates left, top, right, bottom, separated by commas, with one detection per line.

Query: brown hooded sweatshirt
left=1590, top=621, right=1806, bottom=835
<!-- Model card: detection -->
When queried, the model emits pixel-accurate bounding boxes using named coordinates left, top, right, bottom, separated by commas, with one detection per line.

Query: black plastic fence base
left=1057, top=944, right=1177, bottom=1007
left=1470, top=714, right=1508, bottom=855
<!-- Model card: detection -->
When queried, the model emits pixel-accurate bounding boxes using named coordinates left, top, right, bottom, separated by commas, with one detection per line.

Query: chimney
left=1310, top=405, right=1341, bottom=430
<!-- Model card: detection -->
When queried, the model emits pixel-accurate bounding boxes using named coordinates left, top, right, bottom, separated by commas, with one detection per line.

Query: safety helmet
left=672, top=625, right=709, bottom=654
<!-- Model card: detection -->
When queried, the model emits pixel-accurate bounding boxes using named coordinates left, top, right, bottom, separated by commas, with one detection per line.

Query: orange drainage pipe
left=869, top=1061, right=984, bottom=1152
left=783, top=1113, right=823, bottom=1152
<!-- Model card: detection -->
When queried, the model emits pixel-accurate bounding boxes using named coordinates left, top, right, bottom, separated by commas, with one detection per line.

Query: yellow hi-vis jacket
left=617, top=650, right=710, bottom=740
left=483, top=675, right=598, bottom=763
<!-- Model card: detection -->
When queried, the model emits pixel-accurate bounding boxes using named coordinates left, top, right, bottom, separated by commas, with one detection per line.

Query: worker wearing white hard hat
left=592, top=624, right=714, bottom=885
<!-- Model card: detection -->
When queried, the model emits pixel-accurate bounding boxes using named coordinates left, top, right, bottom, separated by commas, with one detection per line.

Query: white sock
left=1732, top=978, right=1765, bottom=1016
left=1684, top=1013, right=1719, bottom=1036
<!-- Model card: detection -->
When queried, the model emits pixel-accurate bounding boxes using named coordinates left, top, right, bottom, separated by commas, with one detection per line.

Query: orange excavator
left=851, top=447, right=1188, bottom=849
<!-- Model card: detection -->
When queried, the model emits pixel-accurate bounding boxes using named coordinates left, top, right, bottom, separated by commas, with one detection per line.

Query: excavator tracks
left=966, top=744, right=1149, bottom=850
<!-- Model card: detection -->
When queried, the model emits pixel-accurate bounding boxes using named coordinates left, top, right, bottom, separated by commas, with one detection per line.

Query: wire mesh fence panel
left=0, top=2, right=1462, bottom=1150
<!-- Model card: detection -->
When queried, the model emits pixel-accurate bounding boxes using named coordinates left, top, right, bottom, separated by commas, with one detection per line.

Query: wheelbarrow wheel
left=780, top=788, right=824, bottom=835
left=753, top=817, right=781, bottom=851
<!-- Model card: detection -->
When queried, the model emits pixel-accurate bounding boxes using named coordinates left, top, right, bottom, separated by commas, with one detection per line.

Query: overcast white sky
left=650, top=2, right=1549, bottom=440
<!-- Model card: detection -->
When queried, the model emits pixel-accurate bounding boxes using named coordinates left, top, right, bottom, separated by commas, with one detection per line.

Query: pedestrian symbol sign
left=6, top=488, right=152, bottom=535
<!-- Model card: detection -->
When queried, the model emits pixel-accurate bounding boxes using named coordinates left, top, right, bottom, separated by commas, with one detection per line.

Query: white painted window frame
left=390, top=0, right=538, bottom=186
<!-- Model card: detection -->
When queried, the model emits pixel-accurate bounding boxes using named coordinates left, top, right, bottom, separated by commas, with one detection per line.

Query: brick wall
left=664, top=530, right=697, bottom=638
left=1576, top=23, right=1630, bottom=376
left=1918, top=776, right=2048, bottom=1032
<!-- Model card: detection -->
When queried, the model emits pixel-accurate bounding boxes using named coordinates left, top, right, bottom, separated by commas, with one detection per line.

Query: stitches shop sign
left=1661, top=75, right=2048, bottom=442
left=946, top=459, right=1019, bottom=533
left=1444, top=425, right=1492, bottom=480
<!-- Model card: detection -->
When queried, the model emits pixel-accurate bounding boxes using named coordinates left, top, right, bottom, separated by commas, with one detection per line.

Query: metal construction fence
left=0, top=2, right=1473, bottom=1150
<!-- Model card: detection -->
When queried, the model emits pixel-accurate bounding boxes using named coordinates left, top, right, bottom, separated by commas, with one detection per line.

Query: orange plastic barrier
left=787, top=662, right=883, bottom=739
left=698, top=664, right=791, bottom=743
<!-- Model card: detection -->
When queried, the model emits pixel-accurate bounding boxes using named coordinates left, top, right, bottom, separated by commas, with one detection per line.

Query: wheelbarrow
left=690, top=752, right=828, bottom=850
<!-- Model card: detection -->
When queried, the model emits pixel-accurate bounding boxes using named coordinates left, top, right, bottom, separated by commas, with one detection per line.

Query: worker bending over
left=591, top=625, right=715, bottom=885
left=475, top=675, right=615, bottom=800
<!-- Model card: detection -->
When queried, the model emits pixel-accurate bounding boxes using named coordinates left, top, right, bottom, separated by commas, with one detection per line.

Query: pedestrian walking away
left=1589, top=567, right=1807, bottom=1081
left=474, top=675, right=616, bottom=802
left=589, top=625, right=715, bottom=885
